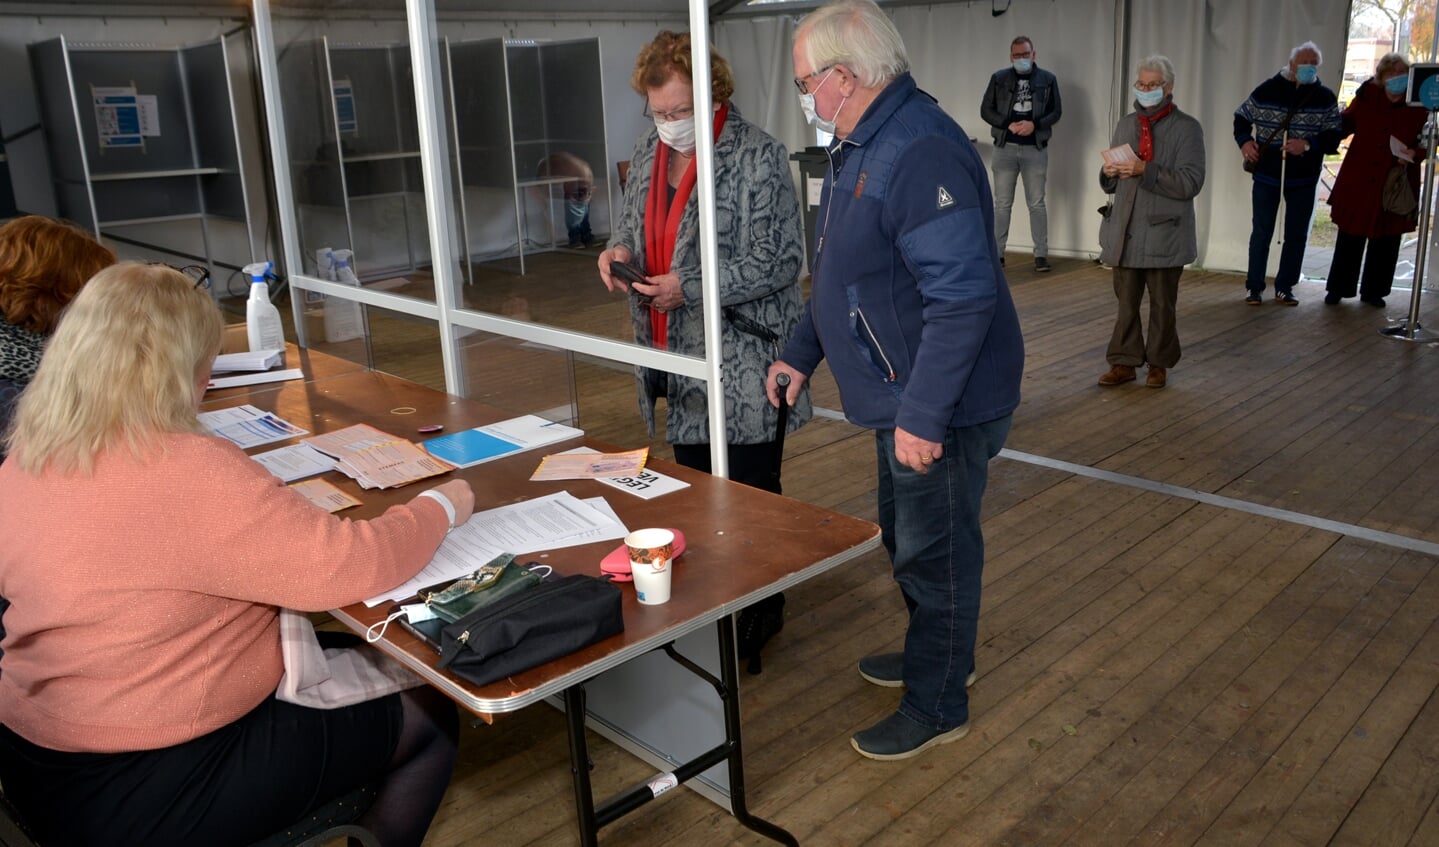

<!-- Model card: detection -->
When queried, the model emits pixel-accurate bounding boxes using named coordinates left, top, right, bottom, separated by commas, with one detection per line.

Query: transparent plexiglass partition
left=256, top=0, right=729, bottom=465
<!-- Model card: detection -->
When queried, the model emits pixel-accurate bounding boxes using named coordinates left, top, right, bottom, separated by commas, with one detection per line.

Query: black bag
left=436, top=574, right=623, bottom=686
left=1382, top=163, right=1418, bottom=216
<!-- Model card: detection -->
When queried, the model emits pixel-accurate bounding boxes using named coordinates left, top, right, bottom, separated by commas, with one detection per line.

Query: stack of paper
left=421, top=415, right=584, bottom=468
left=368, top=491, right=628, bottom=605
left=304, top=424, right=456, bottom=489
left=212, top=349, right=284, bottom=373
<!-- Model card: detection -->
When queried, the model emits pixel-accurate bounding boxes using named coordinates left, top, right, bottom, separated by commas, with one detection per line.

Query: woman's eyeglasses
left=643, top=102, right=696, bottom=122
left=149, top=262, right=212, bottom=290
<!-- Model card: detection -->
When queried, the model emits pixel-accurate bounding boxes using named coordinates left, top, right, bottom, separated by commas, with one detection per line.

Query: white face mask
left=654, top=116, right=697, bottom=154
left=798, top=68, right=844, bottom=134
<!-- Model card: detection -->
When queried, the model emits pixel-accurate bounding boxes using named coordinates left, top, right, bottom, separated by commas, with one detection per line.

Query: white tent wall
left=1129, top=0, right=1350, bottom=272
left=718, top=0, right=1350, bottom=275
left=0, top=0, right=1355, bottom=277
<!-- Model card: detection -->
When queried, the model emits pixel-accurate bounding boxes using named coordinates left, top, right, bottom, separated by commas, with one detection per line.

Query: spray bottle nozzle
left=243, top=261, right=273, bottom=283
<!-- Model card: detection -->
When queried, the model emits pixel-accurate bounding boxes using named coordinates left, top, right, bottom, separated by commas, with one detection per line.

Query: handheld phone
left=609, top=261, right=653, bottom=306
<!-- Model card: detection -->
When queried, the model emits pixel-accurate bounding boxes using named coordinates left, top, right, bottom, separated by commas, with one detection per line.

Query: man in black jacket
left=980, top=36, right=1062, bottom=272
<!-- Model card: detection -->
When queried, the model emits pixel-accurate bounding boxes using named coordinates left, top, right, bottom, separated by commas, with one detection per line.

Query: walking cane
left=770, top=372, right=791, bottom=493
left=1277, top=129, right=1289, bottom=250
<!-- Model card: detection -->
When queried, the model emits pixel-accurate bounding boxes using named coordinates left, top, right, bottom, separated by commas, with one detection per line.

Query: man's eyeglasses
left=1134, top=80, right=1165, bottom=91
left=793, top=65, right=834, bottom=95
left=643, top=101, right=695, bottom=122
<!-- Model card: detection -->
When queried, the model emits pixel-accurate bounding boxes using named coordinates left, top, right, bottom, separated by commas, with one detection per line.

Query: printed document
left=367, top=492, right=627, bottom=605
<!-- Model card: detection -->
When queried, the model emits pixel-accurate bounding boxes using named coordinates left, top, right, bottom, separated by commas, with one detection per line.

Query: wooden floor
left=288, top=252, right=1439, bottom=846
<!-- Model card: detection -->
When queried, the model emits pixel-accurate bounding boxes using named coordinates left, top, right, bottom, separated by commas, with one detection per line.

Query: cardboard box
left=222, top=323, right=250, bottom=354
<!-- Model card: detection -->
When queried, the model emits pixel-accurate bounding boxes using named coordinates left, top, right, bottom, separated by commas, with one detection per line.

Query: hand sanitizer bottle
left=244, top=261, right=284, bottom=352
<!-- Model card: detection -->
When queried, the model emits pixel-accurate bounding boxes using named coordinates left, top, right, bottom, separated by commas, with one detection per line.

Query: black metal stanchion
left=1382, top=109, right=1439, bottom=341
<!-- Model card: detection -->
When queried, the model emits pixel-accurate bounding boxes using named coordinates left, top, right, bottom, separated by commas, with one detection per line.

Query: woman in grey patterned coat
left=598, top=31, right=810, bottom=492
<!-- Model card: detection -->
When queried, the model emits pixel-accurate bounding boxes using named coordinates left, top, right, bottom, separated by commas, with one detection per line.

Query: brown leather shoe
left=1098, top=365, right=1137, bottom=386
left=1146, top=366, right=1167, bottom=388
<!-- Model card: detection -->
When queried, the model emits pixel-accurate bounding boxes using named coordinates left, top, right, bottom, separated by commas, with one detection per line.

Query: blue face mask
left=1385, top=75, right=1409, bottom=95
left=1013, top=58, right=1033, bottom=74
left=1296, top=64, right=1319, bottom=84
left=564, top=200, right=589, bottom=231
left=1134, top=86, right=1165, bottom=108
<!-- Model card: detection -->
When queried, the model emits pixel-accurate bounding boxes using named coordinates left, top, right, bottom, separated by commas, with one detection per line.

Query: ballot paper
left=304, top=424, right=455, bottom=489
left=289, top=478, right=361, bottom=512
left=367, top=491, right=628, bottom=606
left=252, top=443, right=338, bottom=482
left=552, top=447, right=690, bottom=500
left=530, top=447, right=648, bottom=481
left=198, top=404, right=308, bottom=449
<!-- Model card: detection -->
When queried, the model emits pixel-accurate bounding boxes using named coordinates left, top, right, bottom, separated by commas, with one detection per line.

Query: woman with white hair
left=0, top=263, right=473, bottom=847
left=1324, top=51, right=1428, bottom=307
left=1097, top=55, right=1206, bottom=389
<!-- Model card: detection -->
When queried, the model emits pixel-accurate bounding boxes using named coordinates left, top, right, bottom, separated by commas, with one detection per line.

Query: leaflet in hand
left=421, top=415, right=584, bottom=469
left=1391, top=135, right=1416, bottom=163
left=1101, top=143, right=1139, bottom=165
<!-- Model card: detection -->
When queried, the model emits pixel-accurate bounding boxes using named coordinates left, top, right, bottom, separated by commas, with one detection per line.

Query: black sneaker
left=1324, top=292, right=1342, bottom=305
left=1245, top=291, right=1263, bottom=305
left=851, top=711, right=970, bottom=760
left=1034, top=256, right=1051, bottom=272
left=859, top=652, right=976, bottom=688
left=1361, top=296, right=1386, bottom=307
left=1276, top=292, right=1299, bottom=306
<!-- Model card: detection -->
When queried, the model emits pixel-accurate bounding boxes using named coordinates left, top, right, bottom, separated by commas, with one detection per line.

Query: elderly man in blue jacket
left=768, top=0, right=1025, bottom=761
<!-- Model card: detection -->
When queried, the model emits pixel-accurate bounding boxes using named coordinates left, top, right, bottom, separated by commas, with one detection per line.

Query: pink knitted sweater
left=0, top=433, right=449, bottom=753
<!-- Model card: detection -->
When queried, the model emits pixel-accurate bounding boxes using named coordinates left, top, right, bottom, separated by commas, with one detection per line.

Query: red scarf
left=642, top=103, right=730, bottom=349
left=1136, top=101, right=1175, bottom=162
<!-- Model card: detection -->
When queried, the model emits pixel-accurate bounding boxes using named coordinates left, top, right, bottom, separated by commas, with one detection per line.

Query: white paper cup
left=626, top=528, right=674, bottom=605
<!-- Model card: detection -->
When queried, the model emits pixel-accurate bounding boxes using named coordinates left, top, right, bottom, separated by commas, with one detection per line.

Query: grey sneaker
left=851, top=711, right=970, bottom=760
left=858, top=652, right=976, bottom=688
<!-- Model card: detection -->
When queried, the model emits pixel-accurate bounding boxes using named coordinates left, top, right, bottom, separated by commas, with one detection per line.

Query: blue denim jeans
left=1246, top=179, right=1316, bottom=295
left=875, top=415, right=1012, bottom=731
left=991, top=144, right=1048, bottom=257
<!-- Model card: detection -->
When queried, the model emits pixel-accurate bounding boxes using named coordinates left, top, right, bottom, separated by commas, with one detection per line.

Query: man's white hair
left=1136, top=54, right=1175, bottom=87
left=796, top=0, right=910, bottom=89
left=1290, top=40, right=1323, bottom=65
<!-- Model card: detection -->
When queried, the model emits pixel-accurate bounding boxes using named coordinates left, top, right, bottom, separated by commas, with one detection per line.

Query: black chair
left=246, top=782, right=382, bottom=847
left=0, top=783, right=380, bottom=847
left=0, top=788, right=40, bottom=847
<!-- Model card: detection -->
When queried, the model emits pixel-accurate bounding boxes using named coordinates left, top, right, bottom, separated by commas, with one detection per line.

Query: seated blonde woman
left=0, top=263, right=474, bottom=847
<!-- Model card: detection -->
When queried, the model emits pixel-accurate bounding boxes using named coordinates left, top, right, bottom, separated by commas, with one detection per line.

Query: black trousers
left=1326, top=229, right=1403, bottom=300
left=671, top=441, right=781, bottom=494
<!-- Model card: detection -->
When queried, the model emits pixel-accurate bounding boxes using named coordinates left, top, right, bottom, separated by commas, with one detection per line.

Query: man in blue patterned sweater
left=1234, top=41, right=1344, bottom=306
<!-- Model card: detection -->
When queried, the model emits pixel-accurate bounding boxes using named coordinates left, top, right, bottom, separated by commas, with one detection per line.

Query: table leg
left=562, top=617, right=797, bottom=846
left=563, top=684, right=600, bottom=847
left=715, top=614, right=799, bottom=847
